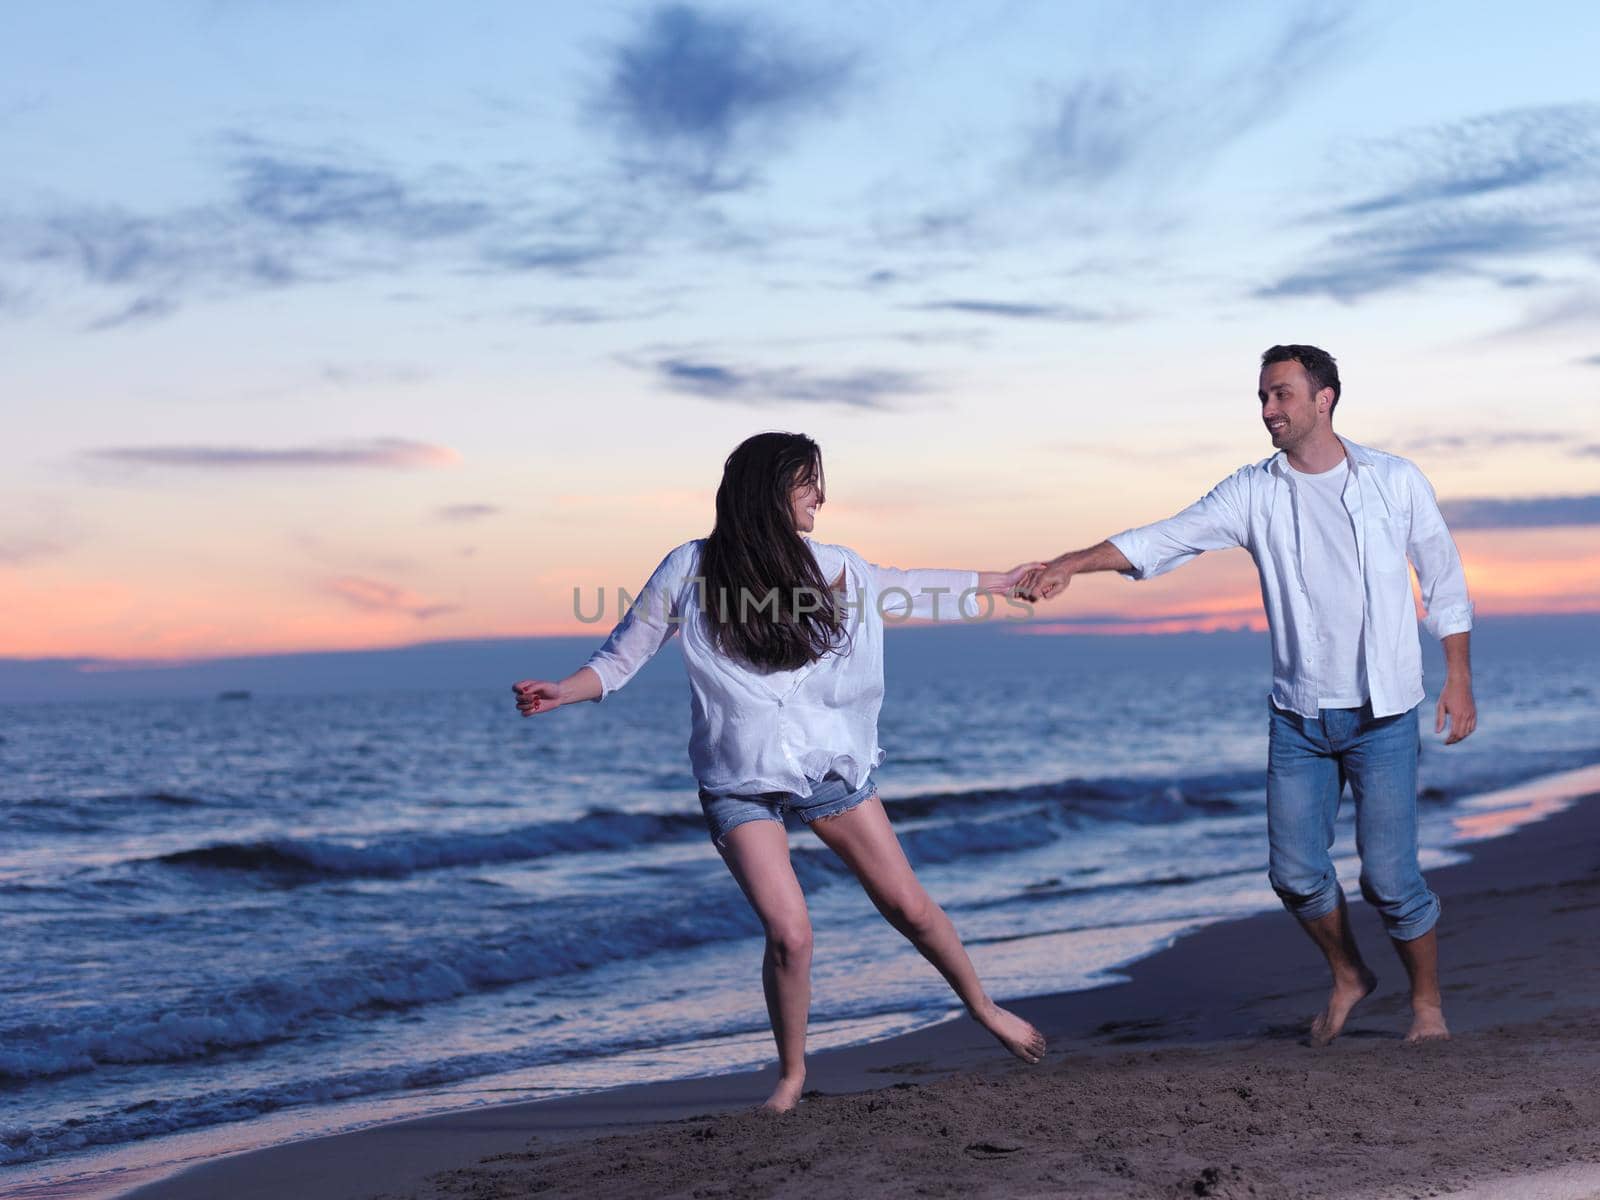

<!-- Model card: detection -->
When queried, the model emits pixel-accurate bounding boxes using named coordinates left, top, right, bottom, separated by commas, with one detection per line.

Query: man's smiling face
left=1259, top=360, right=1328, bottom=452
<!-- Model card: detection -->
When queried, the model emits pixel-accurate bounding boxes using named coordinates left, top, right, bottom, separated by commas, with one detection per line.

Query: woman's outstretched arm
left=512, top=543, right=692, bottom=717
left=872, top=560, right=1043, bottom=622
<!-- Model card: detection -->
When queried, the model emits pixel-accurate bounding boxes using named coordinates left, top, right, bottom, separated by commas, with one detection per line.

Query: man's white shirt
left=1108, top=437, right=1472, bottom=719
left=1284, top=458, right=1367, bottom=709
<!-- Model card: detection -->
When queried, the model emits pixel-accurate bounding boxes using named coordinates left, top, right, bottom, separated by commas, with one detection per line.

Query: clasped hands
left=1011, top=558, right=1072, bottom=602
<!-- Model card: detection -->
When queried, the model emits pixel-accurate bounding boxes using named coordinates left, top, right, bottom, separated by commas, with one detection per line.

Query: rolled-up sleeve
left=584, top=545, right=691, bottom=699
left=1404, top=463, right=1474, bottom=639
left=870, top=566, right=983, bottom=622
left=1108, top=468, right=1251, bottom=581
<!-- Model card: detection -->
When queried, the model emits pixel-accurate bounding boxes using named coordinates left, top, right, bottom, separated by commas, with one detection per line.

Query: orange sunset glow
left=6, top=517, right=1597, bottom=661
left=5, top=0, right=1600, bottom=676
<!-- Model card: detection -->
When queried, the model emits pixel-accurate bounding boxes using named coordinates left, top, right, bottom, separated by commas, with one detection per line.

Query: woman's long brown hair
left=699, top=432, right=849, bottom=670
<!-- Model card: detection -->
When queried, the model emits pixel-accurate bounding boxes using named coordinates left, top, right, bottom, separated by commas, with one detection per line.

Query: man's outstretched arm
left=1016, top=541, right=1133, bottom=601
left=1018, top=469, right=1253, bottom=602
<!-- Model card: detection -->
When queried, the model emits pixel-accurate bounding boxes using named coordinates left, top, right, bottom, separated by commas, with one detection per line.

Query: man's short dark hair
left=1262, top=344, right=1341, bottom=412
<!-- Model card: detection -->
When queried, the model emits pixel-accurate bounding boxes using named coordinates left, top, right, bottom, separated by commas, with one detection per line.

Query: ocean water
left=4, top=619, right=1599, bottom=1191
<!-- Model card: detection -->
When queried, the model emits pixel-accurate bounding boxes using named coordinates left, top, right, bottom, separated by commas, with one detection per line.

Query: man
left=1019, top=344, right=1476, bottom=1044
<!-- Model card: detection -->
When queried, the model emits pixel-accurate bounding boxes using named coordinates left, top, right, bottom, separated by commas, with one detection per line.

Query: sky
left=3, top=0, right=1598, bottom=663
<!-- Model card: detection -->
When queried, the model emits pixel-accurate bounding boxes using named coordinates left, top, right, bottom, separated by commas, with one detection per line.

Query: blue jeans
left=1266, top=700, right=1439, bottom=941
left=698, top=773, right=879, bottom=849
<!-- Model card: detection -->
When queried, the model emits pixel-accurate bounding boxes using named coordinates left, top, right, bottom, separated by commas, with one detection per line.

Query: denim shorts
left=698, top=773, right=878, bottom=849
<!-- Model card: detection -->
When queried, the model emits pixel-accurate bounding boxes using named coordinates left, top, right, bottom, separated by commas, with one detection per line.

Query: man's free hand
left=1435, top=676, right=1477, bottom=745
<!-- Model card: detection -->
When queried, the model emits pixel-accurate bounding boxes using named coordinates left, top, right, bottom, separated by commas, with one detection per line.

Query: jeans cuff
left=1386, top=894, right=1442, bottom=942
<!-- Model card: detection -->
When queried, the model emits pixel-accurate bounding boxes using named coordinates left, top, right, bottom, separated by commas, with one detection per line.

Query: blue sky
left=3, top=0, right=1598, bottom=660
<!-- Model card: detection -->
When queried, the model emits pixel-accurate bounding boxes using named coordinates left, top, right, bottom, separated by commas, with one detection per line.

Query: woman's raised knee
left=765, top=919, right=813, bottom=965
left=878, top=888, right=938, bottom=937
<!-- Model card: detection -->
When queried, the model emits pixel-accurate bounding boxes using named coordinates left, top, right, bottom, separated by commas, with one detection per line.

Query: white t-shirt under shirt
left=1285, top=458, right=1368, bottom=709
left=1109, top=437, right=1472, bottom=719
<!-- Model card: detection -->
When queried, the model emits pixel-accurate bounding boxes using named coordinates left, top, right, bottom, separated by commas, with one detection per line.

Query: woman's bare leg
left=808, top=796, right=1045, bottom=1064
left=716, top=819, right=814, bottom=1111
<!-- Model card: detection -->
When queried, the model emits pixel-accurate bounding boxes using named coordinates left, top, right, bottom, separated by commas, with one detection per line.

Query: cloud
left=4, top=140, right=615, bottom=317
left=326, top=576, right=458, bottom=620
left=88, top=438, right=459, bottom=469
left=594, top=4, right=855, bottom=189
left=1025, top=5, right=1352, bottom=188
left=478, top=241, right=621, bottom=274
left=1439, top=494, right=1600, bottom=530
left=1386, top=430, right=1568, bottom=456
left=1258, top=208, right=1583, bottom=301
left=1495, top=290, right=1600, bottom=339
left=231, top=155, right=492, bottom=238
left=650, top=356, right=928, bottom=410
left=437, top=503, right=500, bottom=522
left=1026, top=78, right=1161, bottom=187
left=508, top=301, right=675, bottom=325
left=5, top=113, right=786, bottom=325
left=19, top=209, right=203, bottom=293
left=1579, top=354, right=1600, bottom=367
left=85, top=295, right=179, bottom=331
left=1261, top=104, right=1600, bottom=300
left=886, top=327, right=993, bottom=349
left=1332, top=105, right=1600, bottom=218
left=0, top=537, right=64, bottom=566
left=909, top=298, right=1111, bottom=322
left=14, top=194, right=309, bottom=300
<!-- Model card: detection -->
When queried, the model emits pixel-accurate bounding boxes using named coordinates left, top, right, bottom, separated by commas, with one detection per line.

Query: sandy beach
left=113, top=768, right=1600, bottom=1200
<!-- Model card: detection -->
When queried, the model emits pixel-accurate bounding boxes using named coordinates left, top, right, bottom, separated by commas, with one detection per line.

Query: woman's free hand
left=512, top=679, right=563, bottom=717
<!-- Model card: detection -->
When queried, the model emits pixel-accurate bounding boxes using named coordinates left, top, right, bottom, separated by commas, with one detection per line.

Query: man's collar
left=1267, top=434, right=1373, bottom=478
left=1337, top=435, right=1376, bottom=466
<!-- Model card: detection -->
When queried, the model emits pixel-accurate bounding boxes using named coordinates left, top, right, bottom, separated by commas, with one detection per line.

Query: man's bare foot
left=975, top=1003, right=1046, bottom=1064
left=1404, top=1004, right=1450, bottom=1043
left=761, top=1072, right=806, bottom=1113
left=1309, top=967, right=1378, bottom=1046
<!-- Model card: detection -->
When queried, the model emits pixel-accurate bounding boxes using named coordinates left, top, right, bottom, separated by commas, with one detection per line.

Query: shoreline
left=85, top=763, right=1600, bottom=1200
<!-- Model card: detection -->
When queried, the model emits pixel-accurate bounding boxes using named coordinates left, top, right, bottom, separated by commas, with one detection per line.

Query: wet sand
left=125, top=772, right=1600, bottom=1200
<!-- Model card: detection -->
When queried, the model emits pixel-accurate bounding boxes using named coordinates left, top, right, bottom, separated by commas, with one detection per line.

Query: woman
left=512, top=432, right=1046, bottom=1112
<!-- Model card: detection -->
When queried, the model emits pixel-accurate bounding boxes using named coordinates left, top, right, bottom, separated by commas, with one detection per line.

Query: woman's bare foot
left=761, top=1072, right=806, bottom=1113
left=975, top=1003, right=1046, bottom=1064
left=1404, top=1003, right=1450, bottom=1043
left=1309, top=967, right=1378, bottom=1046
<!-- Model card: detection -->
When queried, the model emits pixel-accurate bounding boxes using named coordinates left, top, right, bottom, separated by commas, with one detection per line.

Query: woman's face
left=789, top=467, right=824, bottom=534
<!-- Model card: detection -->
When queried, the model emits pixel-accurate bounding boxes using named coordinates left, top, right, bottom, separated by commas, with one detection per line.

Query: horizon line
left=8, top=606, right=1600, bottom=673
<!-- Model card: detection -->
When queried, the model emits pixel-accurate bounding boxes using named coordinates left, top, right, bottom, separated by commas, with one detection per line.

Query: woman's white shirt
left=583, top=538, right=980, bottom=796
